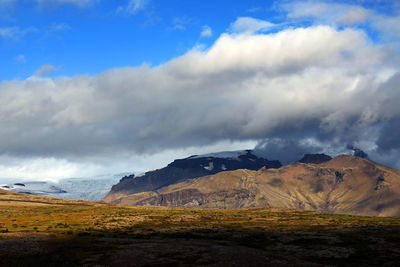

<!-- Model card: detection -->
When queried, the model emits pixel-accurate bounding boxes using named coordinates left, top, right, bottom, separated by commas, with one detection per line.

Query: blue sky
left=1, top=0, right=279, bottom=80
left=0, top=0, right=400, bottom=181
left=1, top=0, right=396, bottom=81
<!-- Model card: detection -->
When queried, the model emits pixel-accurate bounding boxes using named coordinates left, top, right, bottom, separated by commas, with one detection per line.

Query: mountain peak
left=347, top=145, right=369, bottom=159
left=104, top=149, right=281, bottom=203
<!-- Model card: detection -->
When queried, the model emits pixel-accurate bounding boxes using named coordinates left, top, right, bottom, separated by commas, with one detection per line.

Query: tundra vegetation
left=0, top=189, right=400, bottom=266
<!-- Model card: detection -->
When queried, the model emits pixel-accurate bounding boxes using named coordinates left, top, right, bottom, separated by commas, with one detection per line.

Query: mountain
left=0, top=174, right=126, bottom=201
left=105, top=155, right=400, bottom=217
left=104, top=150, right=281, bottom=203
left=347, top=144, right=369, bottom=159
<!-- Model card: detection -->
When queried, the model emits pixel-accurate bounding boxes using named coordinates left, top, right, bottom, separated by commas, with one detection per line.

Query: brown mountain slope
left=106, top=155, right=400, bottom=217
left=104, top=150, right=281, bottom=203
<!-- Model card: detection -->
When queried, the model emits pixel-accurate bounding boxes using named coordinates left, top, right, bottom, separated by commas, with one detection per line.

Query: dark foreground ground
left=1, top=226, right=400, bottom=266
left=0, top=190, right=399, bottom=266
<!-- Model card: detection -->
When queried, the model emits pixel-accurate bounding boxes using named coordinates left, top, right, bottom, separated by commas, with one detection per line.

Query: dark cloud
left=376, top=119, right=400, bottom=152
left=253, top=138, right=324, bottom=165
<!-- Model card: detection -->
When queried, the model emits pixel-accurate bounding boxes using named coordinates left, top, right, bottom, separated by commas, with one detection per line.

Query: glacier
left=0, top=173, right=131, bottom=201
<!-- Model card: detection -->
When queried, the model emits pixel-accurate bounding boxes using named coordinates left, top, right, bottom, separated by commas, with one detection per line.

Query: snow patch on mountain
left=192, top=150, right=248, bottom=160
left=204, top=162, right=214, bottom=171
left=135, top=172, right=146, bottom=178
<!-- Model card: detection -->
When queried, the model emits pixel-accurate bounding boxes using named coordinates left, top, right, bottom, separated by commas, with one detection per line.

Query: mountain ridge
left=105, top=155, right=400, bottom=217
left=104, top=150, right=281, bottom=203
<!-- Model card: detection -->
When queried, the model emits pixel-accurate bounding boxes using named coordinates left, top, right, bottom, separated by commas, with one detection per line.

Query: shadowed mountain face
left=104, top=150, right=281, bottom=203
left=105, top=155, right=400, bottom=217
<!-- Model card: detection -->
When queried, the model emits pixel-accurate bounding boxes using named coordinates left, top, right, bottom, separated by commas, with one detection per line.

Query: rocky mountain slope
left=104, top=150, right=281, bottom=203
left=105, top=155, right=400, bottom=217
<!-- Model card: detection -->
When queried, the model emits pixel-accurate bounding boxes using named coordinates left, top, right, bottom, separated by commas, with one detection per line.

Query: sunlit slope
left=110, top=155, right=400, bottom=217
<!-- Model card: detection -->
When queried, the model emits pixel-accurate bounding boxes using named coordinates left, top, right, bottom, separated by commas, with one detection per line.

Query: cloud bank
left=1, top=2, right=400, bottom=179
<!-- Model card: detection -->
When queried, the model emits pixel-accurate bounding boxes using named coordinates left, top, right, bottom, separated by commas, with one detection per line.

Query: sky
left=0, top=0, right=400, bottom=181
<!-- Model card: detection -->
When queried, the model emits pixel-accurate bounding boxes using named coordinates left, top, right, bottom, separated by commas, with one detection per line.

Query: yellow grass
left=1, top=204, right=399, bottom=236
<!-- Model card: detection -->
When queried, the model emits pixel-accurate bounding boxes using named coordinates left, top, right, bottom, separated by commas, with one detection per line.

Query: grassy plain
left=0, top=190, right=400, bottom=266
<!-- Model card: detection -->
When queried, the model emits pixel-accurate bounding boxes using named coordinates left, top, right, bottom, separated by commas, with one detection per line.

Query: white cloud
left=0, top=27, right=16, bottom=38
left=372, top=14, right=400, bottom=40
left=169, top=16, right=192, bottom=31
left=284, top=1, right=370, bottom=26
left=0, top=139, right=256, bottom=182
left=35, top=0, right=96, bottom=8
left=230, top=17, right=275, bottom=33
left=15, top=54, right=26, bottom=63
left=201, top=25, right=212, bottom=38
left=34, top=64, right=60, bottom=77
left=0, top=26, right=38, bottom=39
left=51, top=22, right=71, bottom=32
left=171, top=26, right=380, bottom=75
left=338, top=6, right=370, bottom=26
left=0, top=25, right=395, bottom=156
left=0, top=156, right=93, bottom=182
left=0, top=16, right=400, bottom=178
left=282, top=1, right=400, bottom=40
left=117, top=0, right=149, bottom=15
left=0, top=0, right=15, bottom=5
left=247, top=6, right=263, bottom=13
